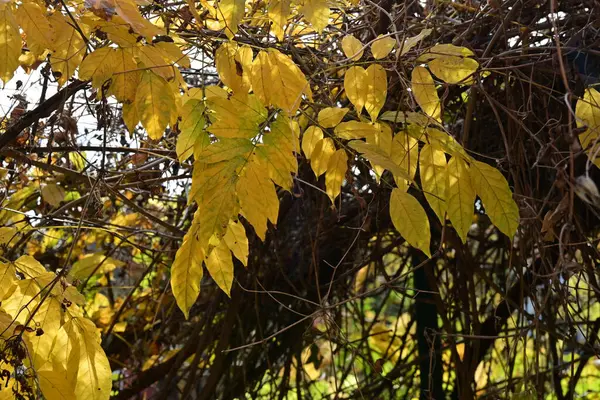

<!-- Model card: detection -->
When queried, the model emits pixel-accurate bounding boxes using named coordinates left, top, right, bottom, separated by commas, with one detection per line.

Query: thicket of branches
left=2, top=0, right=600, bottom=398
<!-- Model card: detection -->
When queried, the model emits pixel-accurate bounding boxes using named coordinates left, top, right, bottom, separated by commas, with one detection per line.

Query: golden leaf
left=390, top=130, right=418, bottom=191
left=344, top=66, right=367, bottom=114
left=398, top=28, right=432, bottom=56
left=0, top=4, right=22, bottom=84
left=576, top=88, right=600, bottom=168
left=223, top=220, right=249, bottom=266
left=334, top=121, right=378, bottom=140
left=300, top=0, right=329, bottom=33
left=50, top=13, right=87, bottom=86
left=365, top=64, right=387, bottom=121
left=469, top=160, right=519, bottom=239
left=177, top=99, right=209, bottom=162
left=15, top=2, right=54, bottom=56
left=411, top=66, right=441, bottom=122
left=318, top=107, right=348, bottom=128
left=325, top=149, right=348, bottom=203
left=445, top=156, right=475, bottom=243
left=310, top=137, right=336, bottom=177
left=371, top=35, right=395, bottom=59
left=428, top=56, right=478, bottom=85
left=268, top=0, right=290, bottom=41
left=205, top=239, right=234, bottom=296
left=302, top=126, right=324, bottom=159
left=255, top=113, right=298, bottom=190
left=236, top=157, right=279, bottom=240
left=217, top=0, right=245, bottom=39
left=41, top=184, right=65, bottom=207
left=171, top=214, right=205, bottom=319
left=341, top=35, right=364, bottom=60
left=419, top=144, right=447, bottom=223
left=389, top=189, right=431, bottom=257
left=250, top=49, right=310, bottom=113
left=135, top=71, right=176, bottom=140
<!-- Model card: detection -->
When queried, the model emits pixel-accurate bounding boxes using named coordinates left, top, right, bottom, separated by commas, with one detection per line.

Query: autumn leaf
left=135, top=71, right=177, bottom=140
left=302, top=126, right=324, bottom=159
left=389, top=189, right=431, bottom=257
left=300, top=0, right=329, bottom=32
left=205, top=239, right=234, bottom=296
left=217, top=0, right=245, bottom=39
left=325, top=149, right=348, bottom=203
left=341, top=35, right=364, bottom=60
left=371, top=35, right=395, bottom=59
left=0, top=4, right=22, bottom=85
left=469, top=160, right=519, bottom=239
left=318, top=107, right=349, bottom=128
left=344, top=66, right=367, bottom=114
left=334, top=121, right=378, bottom=140
left=171, top=214, right=205, bottom=319
left=15, top=2, right=54, bottom=56
left=446, top=156, right=475, bottom=243
left=576, top=88, right=600, bottom=168
left=365, top=64, right=387, bottom=121
left=411, top=66, right=441, bottom=122
left=310, top=137, right=336, bottom=177
left=419, top=144, right=447, bottom=223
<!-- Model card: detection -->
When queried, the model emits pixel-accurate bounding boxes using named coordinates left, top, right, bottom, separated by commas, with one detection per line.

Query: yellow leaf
left=349, top=140, right=412, bottom=182
left=268, top=0, right=290, bottom=41
left=398, top=28, right=432, bottom=56
left=16, top=2, right=54, bottom=56
left=389, top=189, right=431, bottom=257
left=302, top=126, right=323, bottom=159
left=325, top=149, right=348, bottom=202
left=70, top=253, right=125, bottom=280
left=41, top=183, right=65, bottom=207
left=344, top=66, right=367, bottom=113
left=217, top=0, right=245, bottom=39
left=334, top=121, right=378, bottom=140
left=446, top=156, right=475, bottom=243
left=417, top=43, right=474, bottom=62
left=215, top=42, right=251, bottom=93
left=411, top=66, right=441, bottom=122
left=171, top=214, right=205, bottom=319
left=255, top=113, right=298, bottom=190
left=576, top=88, right=600, bottom=167
left=251, top=49, right=310, bottom=113
left=208, top=93, right=267, bottom=139
left=236, top=157, right=279, bottom=240
left=371, top=35, right=395, bottom=59
left=0, top=261, right=16, bottom=300
left=365, top=64, right=387, bottom=121
left=205, top=239, right=234, bottom=296
left=0, top=4, right=22, bottom=85
left=14, top=255, right=47, bottom=279
left=428, top=56, right=478, bottom=84
left=341, top=35, right=364, bottom=60
left=38, top=369, right=76, bottom=400
left=24, top=298, right=62, bottom=370
left=196, top=138, right=254, bottom=164
left=177, top=100, right=209, bottom=162
left=135, top=71, right=176, bottom=140
left=223, top=220, right=249, bottom=266
left=155, top=41, right=191, bottom=68
left=300, top=0, right=329, bottom=33
left=310, top=137, right=335, bottom=177
left=106, top=48, right=140, bottom=102
left=134, top=43, right=176, bottom=81
left=79, top=48, right=115, bottom=90
left=190, top=159, right=243, bottom=248
left=115, top=0, right=162, bottom=38
left=318, top=107, right=348, bottom=128
left=122, top=102, right=139, bottom=132
left=390, top=130, right=418, bottom=191
left=469, top=160, right=519, bottom=238
left=419, top=144, right=447, bottom=223
left=69, top=318, right=112, bottom=400
left=0, top=226, right=18, bottom=246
